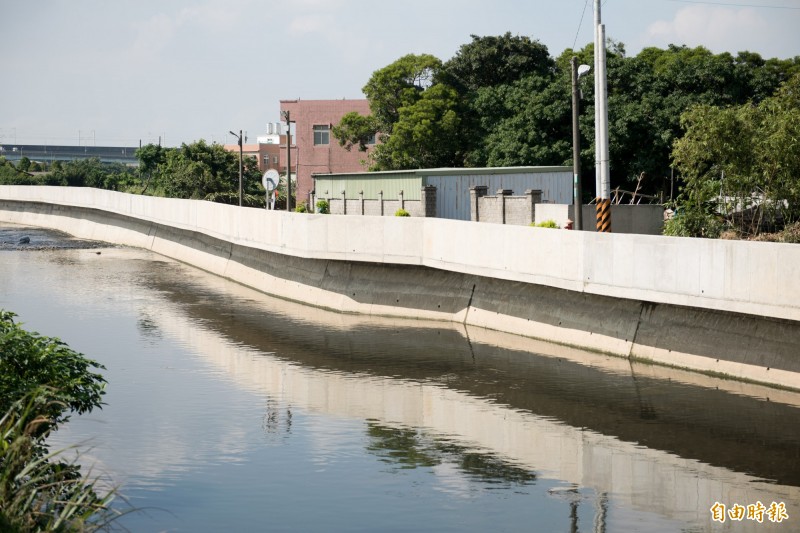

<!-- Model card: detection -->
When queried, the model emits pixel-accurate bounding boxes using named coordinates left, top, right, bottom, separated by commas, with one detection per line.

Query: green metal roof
left=312, top=166, right=571, bottom=180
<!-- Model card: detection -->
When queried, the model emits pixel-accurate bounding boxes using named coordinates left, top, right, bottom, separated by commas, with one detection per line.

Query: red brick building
left=279, top=99, right=374, bottom=204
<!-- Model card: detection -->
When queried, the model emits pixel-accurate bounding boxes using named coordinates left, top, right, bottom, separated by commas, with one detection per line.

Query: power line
left=572, top=0, right=590, bottom=50
left=666, top=0, right=800, bottom=9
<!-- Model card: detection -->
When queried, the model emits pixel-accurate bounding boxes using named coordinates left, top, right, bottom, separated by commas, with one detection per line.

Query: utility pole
left=229, top=130, right=243, bottom=206
left=594, top=0, right=611, bottom=232
left=281, top=110, right=293, bottom=211
left=571, top=57, right=590, bottom=231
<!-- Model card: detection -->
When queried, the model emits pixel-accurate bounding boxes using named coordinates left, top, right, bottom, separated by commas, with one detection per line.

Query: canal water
left=1, top=224, right=799, bottom=532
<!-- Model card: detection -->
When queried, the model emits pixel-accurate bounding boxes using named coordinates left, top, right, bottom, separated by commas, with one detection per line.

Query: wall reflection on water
left=1, top=229, right=798, bottom=532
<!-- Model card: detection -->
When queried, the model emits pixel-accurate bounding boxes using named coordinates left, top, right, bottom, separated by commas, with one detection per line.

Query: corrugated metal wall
left=314, top=172, right=421, bottom=201
left=314, top=168, right=572, bottom=221
left=425, top=170, right=572, bottom=221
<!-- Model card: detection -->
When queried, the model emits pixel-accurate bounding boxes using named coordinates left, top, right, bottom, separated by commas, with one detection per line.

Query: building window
left=313, top=125, right=330, bottom=145
left=273, top=155, right=278, bottom=164
left=366, top=133, right=376, bottom=145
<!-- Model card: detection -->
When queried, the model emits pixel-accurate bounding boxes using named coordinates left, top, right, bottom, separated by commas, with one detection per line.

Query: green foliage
left=134, top=141, right=262, bottom=201
left=336, top=53, right=467, bottom=171
left=16, top=157, right=31, bottom=173
left=146, top=140, right=262, bottom=201
left=1, top=392, right=118, bottom=533
left=0, top=311, right=113, bottom=531
left=337, top=36, right=797, bottom=193
left=0, top=311, right=106, bottom=429
left=372, top=83, right=464, bottom=170
left=273, top=175, right=296, bottom=210
left=294, top=202, right=308, bottom=213
left=532, top=219, right=560, bottom=228
left=315, top=199, right=330, bottom=214
left=46, top=158, right=137, bottom=191
left=0, top=160, right=61, bottom=186
left=203, top=191, right=264, bottom=208
left=441, top=32, right=554, bottom=92
left=332, top=112, right=380, bottom=152
left=363, top=53, right=443, bottom=128
left=672, top=74, right=800, bottom=236
left=394, top=208, right=410, bottom=217
left=663, top=209, right=723, bottom=238
left=135, top=143, right=167, bottom=194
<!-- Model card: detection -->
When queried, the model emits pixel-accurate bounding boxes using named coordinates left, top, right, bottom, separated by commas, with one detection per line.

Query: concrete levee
left=1, top=186, right=799, bottom=390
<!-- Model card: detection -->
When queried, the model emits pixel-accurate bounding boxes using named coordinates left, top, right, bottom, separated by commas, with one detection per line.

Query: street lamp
left=571, top=58, right=591, bottom=231
left=229, top=130, right=243, bottom=206
left=280, top=111, right=296, bottom=211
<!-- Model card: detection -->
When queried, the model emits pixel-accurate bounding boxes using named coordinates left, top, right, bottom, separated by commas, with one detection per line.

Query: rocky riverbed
left=0, top=224, right=109, bottom=251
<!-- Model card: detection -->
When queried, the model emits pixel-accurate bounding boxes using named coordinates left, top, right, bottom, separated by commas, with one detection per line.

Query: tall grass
left=1, top=311, right=122, bottom=532
left=0, top=393, right=120, bottom=532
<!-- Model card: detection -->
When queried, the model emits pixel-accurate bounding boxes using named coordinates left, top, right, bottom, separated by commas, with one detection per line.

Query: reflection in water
left=0, top=227, right=799, bottom=532
left=366, top=422, right=538, bottom=488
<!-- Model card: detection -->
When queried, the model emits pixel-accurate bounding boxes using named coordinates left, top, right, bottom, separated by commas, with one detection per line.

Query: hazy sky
left=1, top=0, right=798, bottom=147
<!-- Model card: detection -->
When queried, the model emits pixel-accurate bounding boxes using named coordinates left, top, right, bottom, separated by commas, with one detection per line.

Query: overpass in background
left=0, top=144, right=140, bottom=166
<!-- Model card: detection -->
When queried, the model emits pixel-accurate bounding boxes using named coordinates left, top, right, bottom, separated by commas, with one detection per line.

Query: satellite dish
left=262, top=169, right=279, bottom=191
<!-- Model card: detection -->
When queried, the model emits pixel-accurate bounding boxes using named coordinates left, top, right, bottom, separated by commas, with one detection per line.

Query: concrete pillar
left=470, top=186, right=488, bottom=222
left=421, top=185, right=437, bottom=217
left=497, top=189, right=512, bottom=225
left=525, top=189, right=543, bottom=224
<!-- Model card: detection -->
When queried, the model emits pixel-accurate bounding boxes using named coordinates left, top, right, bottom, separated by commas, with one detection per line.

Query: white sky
left=1, top=0, right=798, bottom=147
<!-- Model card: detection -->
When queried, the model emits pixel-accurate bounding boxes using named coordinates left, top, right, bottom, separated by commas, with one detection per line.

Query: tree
left=671, top=74, right=800, bottom=236
left=363, top=53, right=443, bottom=128
left=16, top=157, right=30, bottom=173
left=373, top=83, right=464, bottom=169
left=136, top=143, right=167, bottom=194
left=156, top=140, right=261, bottom=202
left=441, top=32, right=554, bottom=93
left=441, top=33, right=557, bottom=167
left=334, top=53, right=466, bottom=170
left=336, top=34, right=799, bottom=192
left=469, top=72, right=570, bottom=167
left=332, top=112, right=380, bottom=152
left=49, top=158, right=134, bottom=190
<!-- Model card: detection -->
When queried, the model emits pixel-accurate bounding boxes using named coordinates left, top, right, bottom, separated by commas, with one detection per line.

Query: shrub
left=662, top=208, right=723, bottom=238
left=532, top=220, right=559, bottom=228
left=294, top=202, right=308, bottom=213
left=315, top=199, right=330, bottom=214
left=395, top=208, right=410, bottom=217
left=0, top=310, right=115, bottom=531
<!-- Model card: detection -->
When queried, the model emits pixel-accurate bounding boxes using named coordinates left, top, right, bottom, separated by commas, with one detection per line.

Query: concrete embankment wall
left=1, top=186, right=799, bottom=390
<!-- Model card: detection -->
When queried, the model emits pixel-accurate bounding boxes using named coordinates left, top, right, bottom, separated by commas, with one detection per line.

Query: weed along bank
left=1, top=185, right=800, bottom=391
